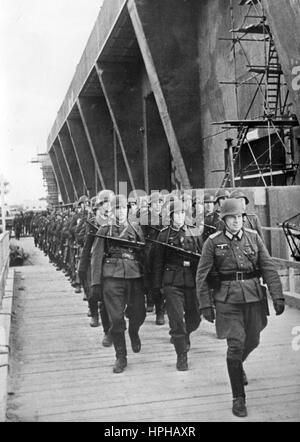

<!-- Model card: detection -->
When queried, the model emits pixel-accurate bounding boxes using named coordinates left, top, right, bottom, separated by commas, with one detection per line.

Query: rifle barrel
left=147, top=238, right=201, bottom=258
left=94, top=233, right=146, bottom=249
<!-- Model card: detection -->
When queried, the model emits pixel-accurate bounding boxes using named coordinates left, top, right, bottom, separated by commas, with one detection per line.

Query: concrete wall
left=134, top=0, right=203, bottom=187
left=46, top=0, right=300, bottom=204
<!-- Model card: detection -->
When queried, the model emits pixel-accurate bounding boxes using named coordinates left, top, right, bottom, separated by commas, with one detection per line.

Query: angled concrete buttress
left=127, top=0, right=203, bottom=189
left=77, top=98, right=106, bottom=190
left=49, top=148, right=69, bottom=203
left=58, top=126, right=84, bottom=200
left=66, top=117, right=98, bottom=198
left=53, top=139, right=75, bottom=203
left=96, top=62, right=145, bottom=192
left=76, top=95, right=115, bottom=191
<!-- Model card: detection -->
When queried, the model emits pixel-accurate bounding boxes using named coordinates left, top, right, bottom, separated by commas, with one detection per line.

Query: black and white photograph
left=1, top=0, right=300, bottom=425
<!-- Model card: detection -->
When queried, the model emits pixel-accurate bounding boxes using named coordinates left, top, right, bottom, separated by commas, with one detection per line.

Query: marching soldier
left=90, top=194, right=146, bottom=373
left=79, top=190, right=114, bottom=348
left=196, top=198, right=285, bottom=418
left=152, top=199, right=202, bottom=371
left=140, top=192, right=165, bottom=324
left=230, top=189, right=264, bottom=240
left=202, top=189, right=229, bottom=242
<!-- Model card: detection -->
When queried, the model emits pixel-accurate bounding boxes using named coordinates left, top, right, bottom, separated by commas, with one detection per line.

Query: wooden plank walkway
left=6, top=238, right=300, bottom=422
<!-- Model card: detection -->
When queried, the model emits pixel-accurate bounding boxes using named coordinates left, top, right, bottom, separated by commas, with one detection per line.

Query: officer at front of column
left=196, top=198, right=285, bottom=418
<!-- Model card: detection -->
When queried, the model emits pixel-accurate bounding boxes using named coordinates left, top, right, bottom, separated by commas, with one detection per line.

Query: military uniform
left=196, top=207, right=284, bottom=416
left=153, top=222, right=202, bottom=370
left=91, top=218, right=146, bottom=373
left=79, top=214, right=111, bottom=338
left=140, top=209, right=165, bottom=323
left=243, top=213, right=263, bottom=239
left=202, top=209, right=224, bottom=242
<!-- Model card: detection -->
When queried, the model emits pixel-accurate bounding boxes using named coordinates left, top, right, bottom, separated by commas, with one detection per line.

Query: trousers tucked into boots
left=112, top=332, right=127, bottom=373
left=173, top=336, right=188, bottom=371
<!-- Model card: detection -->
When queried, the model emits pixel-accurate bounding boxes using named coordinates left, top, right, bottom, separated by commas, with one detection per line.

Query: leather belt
left=219, top=271, right=259, bottom=282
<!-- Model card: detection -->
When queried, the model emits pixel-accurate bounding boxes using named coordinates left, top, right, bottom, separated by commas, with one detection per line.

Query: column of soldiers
left=32, top=187, right=285, bottom=418
left=13, top=211, right=35, bottom=239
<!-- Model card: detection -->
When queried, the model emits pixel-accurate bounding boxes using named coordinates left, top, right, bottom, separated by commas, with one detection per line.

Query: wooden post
left=226, top=138, right=235, bottom=188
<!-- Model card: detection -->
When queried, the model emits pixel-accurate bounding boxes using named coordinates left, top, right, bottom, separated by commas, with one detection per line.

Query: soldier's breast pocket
left=244, top=244, right=258, bottom=260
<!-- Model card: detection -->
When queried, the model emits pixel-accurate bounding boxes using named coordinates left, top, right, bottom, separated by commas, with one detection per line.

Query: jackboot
left=155, top=302, right=165, bottom=325
left=112, top=332, right=127, bottom=374
left=102, top=331, right=113, bottom=347
left=128, top=326, right=141, bottom=353
left=227, top=358, right=247, bottom=417
left=174, top=336, right=188, bottom=371
left=90, top=315, right=99, bottom=327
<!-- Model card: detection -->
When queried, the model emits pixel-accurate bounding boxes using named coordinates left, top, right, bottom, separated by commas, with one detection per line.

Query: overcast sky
left=0, top=0, right=104, bottom=205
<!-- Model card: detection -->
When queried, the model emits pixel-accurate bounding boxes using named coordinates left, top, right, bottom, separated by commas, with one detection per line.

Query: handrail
left=0, top=232, right=10, bottom=307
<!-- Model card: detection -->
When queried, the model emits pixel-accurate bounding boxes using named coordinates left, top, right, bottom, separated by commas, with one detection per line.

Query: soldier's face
left=173, top=210, right=186, bottom=227
left=225, top=215, right=243, bottom=234
left=151, top=200, right=163, bottom=214
left=204, top=201, right=214, bottom=213
left=115, top=206, right=128, bottom=224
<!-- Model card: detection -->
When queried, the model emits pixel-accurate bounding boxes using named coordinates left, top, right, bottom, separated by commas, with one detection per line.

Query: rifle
left=86, top=218, right=100, bottom=232
left=146, top=238, right=201, bottom=260
left=94, top=233, right=146, bottom=250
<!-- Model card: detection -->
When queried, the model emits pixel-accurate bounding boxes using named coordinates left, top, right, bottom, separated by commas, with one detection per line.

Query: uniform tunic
left=91, top=222, right=146, bottom=335
left=153, top=224, right=202, bottom=341
left=196, top=227, right=283, bottom=360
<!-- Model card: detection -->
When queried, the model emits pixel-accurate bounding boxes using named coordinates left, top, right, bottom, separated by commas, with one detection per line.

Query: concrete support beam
left=57, top=135, right=79, bottom=202
left=77, top=98, right=106, bottom=190
left=49, top=148, right=69, bottom=204
left=58, top=126, right=84, bottom=199
left=128, top=0, right=202, bottom=189
left=53, top=140, right=75, bottom=203
left=77, top=95, right=115, bottom=191
left=67, top=118, right=97, bottom=197
left=95, top=64, right=140, bottom=192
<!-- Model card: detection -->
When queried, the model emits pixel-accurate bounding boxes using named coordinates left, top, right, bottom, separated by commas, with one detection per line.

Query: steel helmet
left=78, top=195, right=89, bottom=204
left=96, top=189, right=114, bottom=205
left=149, top=192, right=164, bottom=205
left=220, top=198, right=244, bottom=219
left=110, top=194, right=128, bottom=210
left=204, top=191, right=215, bottom=203
left=214, top=189, right=230, bottom=204
left=230, top=189, right=249, bottom=205
left=168, top=198, right=185, bottom=216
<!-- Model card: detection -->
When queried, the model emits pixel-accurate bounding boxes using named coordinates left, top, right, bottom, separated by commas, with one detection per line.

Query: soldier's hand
left=273, top=299, right=285, bottom=316
left=201, top=307, right=215, bottom=323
